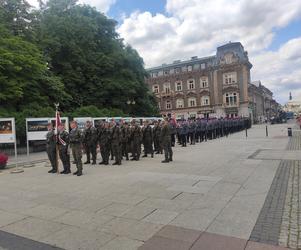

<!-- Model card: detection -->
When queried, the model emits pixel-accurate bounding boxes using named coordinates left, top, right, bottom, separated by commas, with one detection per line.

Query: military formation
left=46, top=117, right=251, bottom=176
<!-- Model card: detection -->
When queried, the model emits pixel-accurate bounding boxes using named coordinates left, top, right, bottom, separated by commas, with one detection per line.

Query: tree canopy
left=0, top=0, right=158, bottom=118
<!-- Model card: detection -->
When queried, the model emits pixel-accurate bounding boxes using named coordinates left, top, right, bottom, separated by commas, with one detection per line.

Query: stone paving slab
left=0, top=230, right=63, bottom=250
left=0, top=123, right=294, bottom=249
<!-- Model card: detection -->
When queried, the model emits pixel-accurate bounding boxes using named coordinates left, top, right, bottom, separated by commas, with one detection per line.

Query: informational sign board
left=93, top=117, right=108, bottom=127
left=74, top=117, right=93, bottom=130
left=26, top=118, right=49, bottom=141
left=50, top=117, right=69, bottom=132
left=0, top=118, right=16, bottom=143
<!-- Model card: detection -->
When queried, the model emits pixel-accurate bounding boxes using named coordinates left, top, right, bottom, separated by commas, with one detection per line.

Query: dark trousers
left=71, top=144, right=82, bottom=172
left=171, top=134, right=176, bottom=146
left=189, top=132, right=195, bottom=144
left=46, top=146, right=57, bottom=171
left=163, top=140, right=173, bottom=161
left=100, top=144, right=110, bottom=164
left=181, top=134, right=187, bottom=146
left=112, top=143, right=121, bottom=164
left=85, top=144, right=97, bottom=163
left=58, top=145, right=70, bottom=171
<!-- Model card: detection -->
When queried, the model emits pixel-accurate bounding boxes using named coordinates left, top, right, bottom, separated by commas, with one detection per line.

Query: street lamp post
left=127, top=100, right=136, bottom=115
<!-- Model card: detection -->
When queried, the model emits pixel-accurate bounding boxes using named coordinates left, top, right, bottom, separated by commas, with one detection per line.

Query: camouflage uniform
left=58, top=130, right=70, bottom=173
left=99, top=126, right=111, bottom=165
left=46, top=129, right=57, bottom=173
left=160, top=122, right=173, bottom=162
left=69, top=127, right=83, bottom=175
left=130, top=124, right=142, bottom=161
left=142, top=124, right=154, bottom=157
left=111, top=125, right=122, bottom=165
left=83, top=126, right=98, bottom=164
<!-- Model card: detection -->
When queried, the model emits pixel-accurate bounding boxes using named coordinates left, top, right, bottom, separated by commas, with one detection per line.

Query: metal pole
left=266, top=125, right=268, bottom=137
left=26, top=120, right=29, bottom=156
left=55, top=103, right=59, bottom=174
left=245, top=127, right=248, bottom=138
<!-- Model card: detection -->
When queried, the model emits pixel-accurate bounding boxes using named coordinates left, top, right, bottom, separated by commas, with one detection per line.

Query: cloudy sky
left=28, top=0, right=301, bottom=104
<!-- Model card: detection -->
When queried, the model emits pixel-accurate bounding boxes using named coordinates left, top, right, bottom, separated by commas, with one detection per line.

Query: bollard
left=266, top=125, right=268, bottom=137
left=245, top=127, right=248, bottom=138
left=288, top=127, right=292, bottom=137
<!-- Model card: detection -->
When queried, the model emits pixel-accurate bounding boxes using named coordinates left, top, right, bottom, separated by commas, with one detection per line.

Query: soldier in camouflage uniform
left=57, top=124, right=71, bottom=174
left=153, top=120, right=162, bottom=154
left=111, top=121, right=122, bottom=165
left=121, top=121, right=130, bottom=161
left=69, top=121, right=83, bottom=176
left=130, top=120, right=142, bottom=161
left=46, top=123, right=57, bottom=173
left=142, top=120, right=154, bottom=158
left=161, top=118, right=173, bottom=163
left=98, top=122, right=111, bottom=165
left=82, top=121, right=98, bottom=165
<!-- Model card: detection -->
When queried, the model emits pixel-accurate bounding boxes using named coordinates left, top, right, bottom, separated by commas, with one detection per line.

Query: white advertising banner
left=49, top=117, right=69, bottom=132
left=74, top=117, right=93, bottom=130
left=0, top=118, right=16, bottom=143
left=26, top=117, right=69, bottom=141
left=26, top=118, right=49, bottom=141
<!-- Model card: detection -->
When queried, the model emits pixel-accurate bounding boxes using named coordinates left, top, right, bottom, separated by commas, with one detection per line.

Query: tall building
left=145, top=42, right=252, bottom=119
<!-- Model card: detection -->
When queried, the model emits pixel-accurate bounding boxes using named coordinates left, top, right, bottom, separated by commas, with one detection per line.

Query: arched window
left=201, top=96, right=210, bottom=106
left=176, top=99, right=184, bottom=108
left=188, top=97, right=197, bottom=107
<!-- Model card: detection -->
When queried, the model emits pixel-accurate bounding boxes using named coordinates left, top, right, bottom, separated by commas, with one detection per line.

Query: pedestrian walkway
left=0, top=123, right=298, bottom=250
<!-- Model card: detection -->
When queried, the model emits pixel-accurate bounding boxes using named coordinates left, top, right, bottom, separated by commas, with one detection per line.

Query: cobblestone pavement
left=279, top=131, right=301, bottom=249
left=251, top=128, right=301, bottom=250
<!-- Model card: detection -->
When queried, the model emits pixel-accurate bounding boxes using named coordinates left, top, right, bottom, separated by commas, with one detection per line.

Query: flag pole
left=55, top=103, right=60, bottom=174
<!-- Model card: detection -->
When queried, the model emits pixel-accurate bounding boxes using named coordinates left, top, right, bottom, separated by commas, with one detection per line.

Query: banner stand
left=0, top=118, right=17, bottom=167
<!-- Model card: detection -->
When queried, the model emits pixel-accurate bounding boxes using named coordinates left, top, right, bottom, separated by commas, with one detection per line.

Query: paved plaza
left=0, top=123, right=300, bottom=250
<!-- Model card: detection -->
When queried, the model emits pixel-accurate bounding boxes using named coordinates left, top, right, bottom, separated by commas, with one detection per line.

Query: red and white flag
left=55, top=110, right=66, bottom=146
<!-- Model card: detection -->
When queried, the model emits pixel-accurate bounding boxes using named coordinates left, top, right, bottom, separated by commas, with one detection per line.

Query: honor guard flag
left=55, top=110, right=66, bottom=146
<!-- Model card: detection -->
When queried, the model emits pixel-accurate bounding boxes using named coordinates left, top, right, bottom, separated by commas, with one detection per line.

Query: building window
left=200, top=77, right=208, bottom=88
left=153, top=85, right=159, bottom=94
left=188, top=97, right=197, bottom=107
left=225, top=92, right=238, bottom=106
left=175, top=81, right=182, bottom=91
left=187, top=65, right=193, bottom=72
left=193, top=64, right=200, bottom=70
left=187, top=79, right=195, bottom=90
left=201, top=96, right=210, bottom=106
left=223, top=72, right=237, bottom=84
left=175, top=68, right=181, bottom=74
left=164, top=70, right=169, bottom=75
left=163, top=82, right=171, bottom=94
left=152, top=72, right=158, bottom=78
left=176, top=99, right=184, bottom=108
left=166, top=100, right=172, bottom=109
left=201, top=63, right=206, bottom=69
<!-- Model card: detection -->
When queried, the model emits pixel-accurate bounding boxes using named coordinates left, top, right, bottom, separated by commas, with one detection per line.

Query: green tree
left=37, top=0, right=158, bottom=115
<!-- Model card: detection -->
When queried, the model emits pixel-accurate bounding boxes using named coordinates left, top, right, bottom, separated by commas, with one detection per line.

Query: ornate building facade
left=145, top=42, right=252, bottom=119
left=248, top=81, right=280, bottom=123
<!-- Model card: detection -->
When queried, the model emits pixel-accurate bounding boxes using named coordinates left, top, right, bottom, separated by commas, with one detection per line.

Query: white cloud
left=251, top=37, right=301, bottom=103
left=27, top=0, right=115, bottom=12
left=78, top=0, right=116, bottom=13
left=118, top=0, right=301, bottom=103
